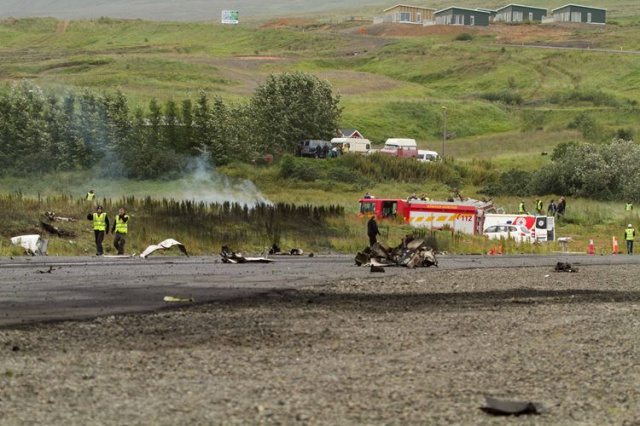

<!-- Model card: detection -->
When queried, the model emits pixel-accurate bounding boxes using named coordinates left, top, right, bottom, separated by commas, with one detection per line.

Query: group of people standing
left=85, top=190, right=130, bottom=256
left=518, top=197, right=566, bottom=218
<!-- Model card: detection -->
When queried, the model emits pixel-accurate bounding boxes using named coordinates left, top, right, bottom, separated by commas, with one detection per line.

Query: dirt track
left=1, top=256, right=639, bottom=424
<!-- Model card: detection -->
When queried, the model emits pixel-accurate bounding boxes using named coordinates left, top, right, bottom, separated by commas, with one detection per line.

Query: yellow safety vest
left=93, top=213, right=107, bottom=231
left=518, top=203, right=525, bottom=213
left=115, top=215, right=129, bottom=234
left=625, top=203, right=633, bottom=211
left=86, top=192, right=95, bottom=201
left=625, top=228, right=635, bottom=241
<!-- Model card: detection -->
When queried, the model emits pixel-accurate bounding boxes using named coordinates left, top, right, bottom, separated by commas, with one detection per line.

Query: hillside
left=2, top=16, right=640, bottom=165
left=2, top=1, right=637, bottom=21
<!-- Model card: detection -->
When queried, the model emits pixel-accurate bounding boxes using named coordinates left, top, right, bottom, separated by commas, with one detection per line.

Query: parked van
left=417, top=150, right=439, bottom=162
left=297, top=140, right=332, bottom=158
left=330, top=137, right=371, bottom=154
left=379, top=138, right=418, bottom=158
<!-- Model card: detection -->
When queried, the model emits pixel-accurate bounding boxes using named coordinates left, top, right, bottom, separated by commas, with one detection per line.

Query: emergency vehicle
left=358, top=198, right=555, bottom=240
left=359, top=197, right=496, bottom=235
left=483, top=213, right=555, bottom=241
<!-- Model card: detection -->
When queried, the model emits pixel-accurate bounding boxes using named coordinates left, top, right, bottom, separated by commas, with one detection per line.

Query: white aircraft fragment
left=140, top=239, right=188, bottom=258
left=10, top=235, right=48, bottom=256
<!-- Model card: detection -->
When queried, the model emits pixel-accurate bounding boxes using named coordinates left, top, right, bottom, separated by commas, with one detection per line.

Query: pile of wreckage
left=355, top=237, right=438, bottom=271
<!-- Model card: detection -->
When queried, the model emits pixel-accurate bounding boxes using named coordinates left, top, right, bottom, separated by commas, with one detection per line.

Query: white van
left=417, top=150, right=439, bottom=162
left=330, top=137, right=371, bottom=154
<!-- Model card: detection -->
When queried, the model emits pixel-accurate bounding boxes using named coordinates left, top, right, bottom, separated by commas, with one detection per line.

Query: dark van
left=297, top=140, right=332, bottom=158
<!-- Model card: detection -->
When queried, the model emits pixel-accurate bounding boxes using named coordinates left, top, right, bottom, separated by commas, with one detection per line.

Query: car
left=417, top=150, right=439, bottom=162
left=297, top=140, right=332, bottom=158
left=483, top=224, right=532, bottom=243
left=379, top=138, right=418, bottom=158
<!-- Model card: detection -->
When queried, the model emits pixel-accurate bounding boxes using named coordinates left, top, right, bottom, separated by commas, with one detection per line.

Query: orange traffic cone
left=612, top=236, right=620, bottom=255
left=497, top=244, right=503, bottom=255
left=587, top=239, right=596, bottom=255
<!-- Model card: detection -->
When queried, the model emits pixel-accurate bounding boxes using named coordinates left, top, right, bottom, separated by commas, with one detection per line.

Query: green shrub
left=455, top=33, right=473, bottom=41
left=479, top=90, right=523, bottom=106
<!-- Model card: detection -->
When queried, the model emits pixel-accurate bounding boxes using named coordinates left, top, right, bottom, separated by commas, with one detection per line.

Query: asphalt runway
left=2, top=253, right=639, bottom=327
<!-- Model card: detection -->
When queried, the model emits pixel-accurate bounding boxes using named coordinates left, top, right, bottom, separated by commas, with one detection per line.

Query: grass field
left=1, top=12, right=640, bottom=254
left=2, top=15, right=640, bottom=156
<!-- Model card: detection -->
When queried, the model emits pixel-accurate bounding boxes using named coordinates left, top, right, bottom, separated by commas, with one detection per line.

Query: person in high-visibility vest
left=535, top=199, right=544, bottom=215
left=87, top=205, right=109, bottom=256
left=111, top=207, right=130, bottom=255
left=625, top=202, right=633, bottom=211
left=625, top=224, right=636, bottom=255
left=86, top=190, right=96, bottom=201
left=518, top=201, right=527, bottom=214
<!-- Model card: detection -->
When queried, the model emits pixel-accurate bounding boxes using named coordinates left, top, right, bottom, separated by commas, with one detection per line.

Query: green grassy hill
left=2, top=15, right=640, bottom=169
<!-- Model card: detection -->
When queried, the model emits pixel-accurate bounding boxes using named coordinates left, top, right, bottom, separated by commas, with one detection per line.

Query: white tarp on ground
left=140, top=239, right=188, bottom=258
left=10, top=235, right=48, bottom=256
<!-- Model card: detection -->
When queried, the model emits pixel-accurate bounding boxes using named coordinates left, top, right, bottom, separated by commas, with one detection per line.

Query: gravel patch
left=1, top=265, right=639, bottom=425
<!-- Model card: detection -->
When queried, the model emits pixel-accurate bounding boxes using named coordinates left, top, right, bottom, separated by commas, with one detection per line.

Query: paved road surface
left=2, top=254, right=639, bottom=327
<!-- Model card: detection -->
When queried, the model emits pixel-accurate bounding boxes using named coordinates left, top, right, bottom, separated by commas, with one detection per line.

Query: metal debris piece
left=221, top=246, right=274, bottom=264
left=480, top=396, right=545, bottom=416
left=268, top=244, right=304, bottom=256
left=554, top=262, right=578, bottom=273
left=355, top=238, right=437, bottom=269
left=370, top=265, right=385, bottom=273
left=44, top=211, right=76, bottom=222
left=140, top=239, right=188, bottom=258
left=163, top=296, right=194, bottom=303
left=40, top=221, right=76, bottom=237
left=36, top=266, right=56, bottom=274
left=10, top=235, right=48, bottom=256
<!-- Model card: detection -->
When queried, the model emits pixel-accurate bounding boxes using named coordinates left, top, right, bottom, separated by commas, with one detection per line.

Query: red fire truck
left=359, top=197, right=496, bottom=235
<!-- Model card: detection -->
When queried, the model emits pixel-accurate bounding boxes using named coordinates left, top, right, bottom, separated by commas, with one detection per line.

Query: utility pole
left=441, top=106, right=447, bottom=159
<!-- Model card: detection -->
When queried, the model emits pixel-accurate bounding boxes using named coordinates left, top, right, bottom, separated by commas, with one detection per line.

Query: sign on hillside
left=221, top=10, right=239, bottom=24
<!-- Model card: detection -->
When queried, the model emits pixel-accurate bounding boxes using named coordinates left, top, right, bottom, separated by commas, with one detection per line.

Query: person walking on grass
left=87, top=205, right=109, bottom=256
left=557, top=196, right=566, bottom=219
left=86, top=189, right=96, bottom=201
left=518, top=200, right=527, bottom=215
left=367, top=216, right=381, bottom=247
left=547, top=199, right=557, bottom=217
left=112, top=207, right=129, bottom=255
left=535, top=199, right=544, bottom=215
left=625, top=224, right=635, bottom=255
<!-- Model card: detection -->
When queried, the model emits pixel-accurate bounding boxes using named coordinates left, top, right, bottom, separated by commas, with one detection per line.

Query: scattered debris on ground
left=221, top=246, right=274, bottom=264
left=44, top=211, right=76, bottom=222
left=355, top=238, right=438, bottom=269
left=10, top=234, right=48, bottom=256
left=480, top=396, right=545, bottom=416
left=555, top=262, right=578, bottom=273
left=36, top=266, right=57, bottom=274
left=268, top=244, right=305, bottom=256
left=40, top=221, right=76, bottom=237
left=163, top=296, right=194, bottom=303
left=140, top=239, right=188, bottom=258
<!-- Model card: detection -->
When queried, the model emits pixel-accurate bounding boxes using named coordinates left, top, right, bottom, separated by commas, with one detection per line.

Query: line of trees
left=482, top=139, right=640, bottom=201
left=0, top=72, right=341, bottom=179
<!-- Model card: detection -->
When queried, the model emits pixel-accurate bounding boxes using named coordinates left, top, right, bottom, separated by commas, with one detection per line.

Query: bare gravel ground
left=1, top=264, right=639, bottom=425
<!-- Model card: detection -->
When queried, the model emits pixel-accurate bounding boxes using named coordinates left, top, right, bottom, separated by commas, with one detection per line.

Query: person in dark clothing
left=87, top=205, right=109, bottom=256
left=322, top=144, right=329, bottom=158
left=111, top=207, right=129, bottom=255
left=557, top=197, right=566, bottom=218
left=547, top=199, right=557, bottom=217
left=367, top=216, right=381, bottom=247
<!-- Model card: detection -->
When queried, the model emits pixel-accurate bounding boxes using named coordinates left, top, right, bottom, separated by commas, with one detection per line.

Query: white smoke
left=176, top=156, right=271, bottom=206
